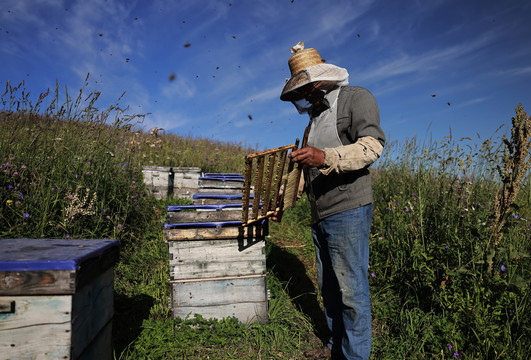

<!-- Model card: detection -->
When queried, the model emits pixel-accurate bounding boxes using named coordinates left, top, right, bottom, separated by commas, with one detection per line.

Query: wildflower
left=106, top=215, right=111, bottom=220
left=67, top=194, right=73, bottom=200
left=513, top=214, right=520, bottom=219
left=23, top=213, right=29, bottom=218
left=6, top=199, right=13, bottom=206
left=501, top=265, right=506, bottom=272
left=448, top=344, right=453, bottom=351
left=7, top=184, right=12, bottom=189
left=445, top=245, right=448, bottom=249
left=65, top=234, right=70, bottom=239
left=370, top=273, right=375, bottom=278
left=454, top=351, right=460, bottom=359
left=117, top=224, right=123, bottom=229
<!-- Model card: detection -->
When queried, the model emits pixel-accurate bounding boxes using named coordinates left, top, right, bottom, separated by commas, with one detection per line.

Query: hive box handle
left=0, top=300, right=15, bottom=314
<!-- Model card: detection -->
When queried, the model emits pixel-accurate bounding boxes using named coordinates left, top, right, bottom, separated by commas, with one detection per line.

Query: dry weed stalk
left=64, top=185, right=97, bottom=224
left=487, top=104, right=531, bottom=271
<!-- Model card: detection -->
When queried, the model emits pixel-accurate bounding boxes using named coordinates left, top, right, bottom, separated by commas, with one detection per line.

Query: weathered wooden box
left=196, top=173, right=245, bottom=195
left=192, top=193, right=253, bottom=205
left=142, top=166, right=201, bottom=200
left=164, top=204, right=268, bottom=323
left=0, top=238, right=119, bottom=360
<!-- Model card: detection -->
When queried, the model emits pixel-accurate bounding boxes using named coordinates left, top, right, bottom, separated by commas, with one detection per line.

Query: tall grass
left=369, top=112, right=530, bottom=359
left=0, top=78, right=253, bottom=241
left=1, top=79, right=153, bottom=241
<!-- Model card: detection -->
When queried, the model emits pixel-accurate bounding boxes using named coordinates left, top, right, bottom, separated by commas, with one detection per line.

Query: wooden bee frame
left=242, top=142, right=298, bottom=226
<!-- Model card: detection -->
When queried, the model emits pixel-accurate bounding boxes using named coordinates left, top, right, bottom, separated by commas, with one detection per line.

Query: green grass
left=1, top=80, right=529, bottom=359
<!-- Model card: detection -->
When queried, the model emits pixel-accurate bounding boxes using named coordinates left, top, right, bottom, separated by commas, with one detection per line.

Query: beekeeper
left=279, top=42, right=386, bottom=360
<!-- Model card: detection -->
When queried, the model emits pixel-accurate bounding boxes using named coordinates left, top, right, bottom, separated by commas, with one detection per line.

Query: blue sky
left=1, top=0, right=530, bottom=151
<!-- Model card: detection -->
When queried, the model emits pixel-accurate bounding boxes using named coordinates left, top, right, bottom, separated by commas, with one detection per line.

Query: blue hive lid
left=0, top=238, right=119, bottom=272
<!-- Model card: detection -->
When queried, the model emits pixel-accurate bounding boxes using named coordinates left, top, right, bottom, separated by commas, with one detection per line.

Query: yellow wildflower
left=6, top=199, right=13, bottom=206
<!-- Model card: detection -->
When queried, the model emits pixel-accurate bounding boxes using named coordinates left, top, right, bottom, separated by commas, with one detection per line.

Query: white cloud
left=452, top=97, right=489, bottom=110
left=358, top=30, right=500, bottom=84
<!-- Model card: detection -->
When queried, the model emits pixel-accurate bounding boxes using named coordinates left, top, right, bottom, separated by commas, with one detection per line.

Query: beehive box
left=192, top=193, right=253, bottom=205
left=164, top=204, right=268, bottom=323
left=196, top=173, right=245, bottom=195
left=142, top=166, right=201, bottom=200
left=0, top=238, right=119, bottom=360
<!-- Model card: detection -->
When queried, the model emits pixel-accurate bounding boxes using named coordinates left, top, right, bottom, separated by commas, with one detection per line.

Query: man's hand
left=270, top=210, right=283, bottom=222
left=289, top=146, right=325, bottom=167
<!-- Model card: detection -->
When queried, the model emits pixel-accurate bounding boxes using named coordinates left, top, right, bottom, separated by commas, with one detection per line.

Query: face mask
left=292, top=99, right=312, bottom=114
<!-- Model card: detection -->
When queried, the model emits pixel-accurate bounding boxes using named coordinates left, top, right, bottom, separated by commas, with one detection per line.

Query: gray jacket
left=304, top=86, right=385, bottom=222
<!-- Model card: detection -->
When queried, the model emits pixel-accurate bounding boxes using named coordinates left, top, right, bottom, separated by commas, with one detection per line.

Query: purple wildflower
left=23, top=213, right=29, bottom=218
left=448, top=344, right=453, bottom=351
left=501, top=265, right=506, bottom=272
left=454, top=351, right=460, bottom=359
left=370, top=273, right=375, bottom=278
left=65, top=234, right=70, bottom=239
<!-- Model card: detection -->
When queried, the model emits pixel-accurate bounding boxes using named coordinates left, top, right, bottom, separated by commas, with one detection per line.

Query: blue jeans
left=312, top=204, right=373, bottom=360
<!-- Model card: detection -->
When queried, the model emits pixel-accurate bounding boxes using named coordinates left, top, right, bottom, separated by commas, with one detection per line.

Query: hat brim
left=280, top=63, right=349, bottom=101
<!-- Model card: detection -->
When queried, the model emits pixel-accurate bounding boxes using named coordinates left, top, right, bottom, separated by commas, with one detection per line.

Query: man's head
left=280, top=42, right=349, bottom=104
left=289, top=81, right=340, bottom=106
